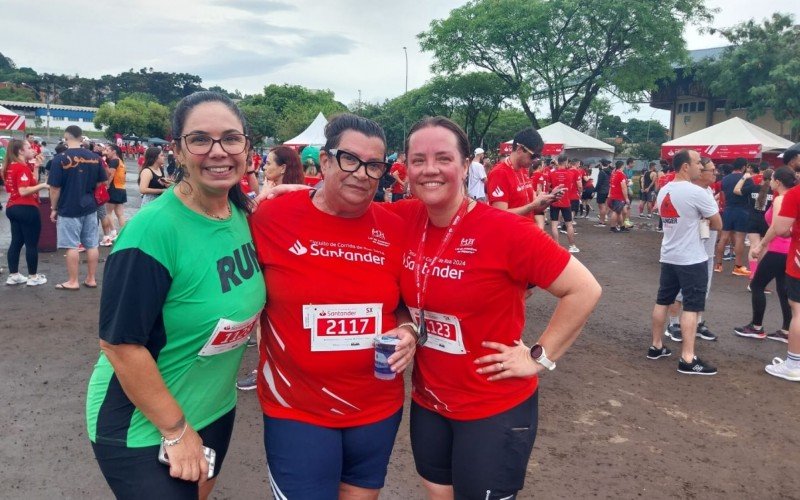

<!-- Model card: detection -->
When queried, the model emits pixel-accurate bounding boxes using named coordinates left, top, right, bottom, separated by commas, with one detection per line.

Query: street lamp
left=20, top=82, right=55, bottom=140
left=403, top=46, right=408, bottom=94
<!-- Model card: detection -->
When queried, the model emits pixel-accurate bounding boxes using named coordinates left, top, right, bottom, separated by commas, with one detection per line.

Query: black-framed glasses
left=519, top=144, right=541, bottom=159
left=181, top=133, right=250, bottom=155
left=327, top=148, right=389, bottom=179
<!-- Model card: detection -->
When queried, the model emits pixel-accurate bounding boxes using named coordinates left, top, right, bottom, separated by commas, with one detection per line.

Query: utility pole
left=403, top=46, right=409, bottom=150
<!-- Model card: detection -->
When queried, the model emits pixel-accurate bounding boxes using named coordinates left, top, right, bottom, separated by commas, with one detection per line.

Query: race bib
left=197, top=313, right=260, bottom=356
left=304, top=303, right=382, bottom=352
left=409, top=307, right=466, bottom=355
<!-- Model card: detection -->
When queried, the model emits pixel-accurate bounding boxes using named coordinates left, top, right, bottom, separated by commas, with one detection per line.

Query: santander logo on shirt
left=288, top=238, right=386, bottom=265
left=660, top=193, right=679, bottom=224
left=492, top=187, right=504, bottom=198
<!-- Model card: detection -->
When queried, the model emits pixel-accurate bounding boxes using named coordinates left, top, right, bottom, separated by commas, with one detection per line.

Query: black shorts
left=656, top=261, right=709, bottom=312
left=609, top=199, right=626, bottom=214
left=92, top=408, right=235, bottom=500
left=108, top=186, right=128, bottom=205
left=410, top=392, right=538, bottom=500
left=639, top=190, right=650, bottom=201
left=596, top=192, right=608, bottom=204
left=570, top=199, right=580, bottom=211
left=746, top=213, right=769, bottom=236
left=581, top=189, right=595, bottom=201
left=786, top=275, right=800, bottom=303
left=549, top=206, right=573, bottom=222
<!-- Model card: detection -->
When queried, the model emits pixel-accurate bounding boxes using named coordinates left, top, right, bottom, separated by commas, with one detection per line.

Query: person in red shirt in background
left=389, top=152, right=407, bottom=202
left=2, top=139, right=50, bottom=286
left=608, top=160, right=630, bottom=233
left=395, top=116, right=601, bottom=499
left=568, top=158, right=583, bottom=220
left=251, top=150, right=262, bottom=175
left=529, top=160, right=549, bottom=230
left=487, top=128, right=564, bottom=219
left=547, top=156, right=581, bottom=253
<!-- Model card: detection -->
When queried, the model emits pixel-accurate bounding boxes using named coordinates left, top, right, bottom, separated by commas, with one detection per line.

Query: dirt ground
left=2, top=177, right=799, bottom=498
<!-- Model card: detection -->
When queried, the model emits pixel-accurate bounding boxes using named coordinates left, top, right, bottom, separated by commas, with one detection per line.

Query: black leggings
left=6, top=205, right=41, bottom=275
left=751, top=251, right=791, bottom=330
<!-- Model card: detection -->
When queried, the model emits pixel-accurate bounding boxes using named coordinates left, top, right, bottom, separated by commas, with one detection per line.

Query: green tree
left=0, top=86, right=36, bottom=101
left=698, top=13, right=800, bottom=140
left=419, top=0, right=712, bottom=129
left=482, top=109, right=532, bottom=153
left=93, top=96, right=171, bottom=140
left=632, top=141, right=662, bottom=160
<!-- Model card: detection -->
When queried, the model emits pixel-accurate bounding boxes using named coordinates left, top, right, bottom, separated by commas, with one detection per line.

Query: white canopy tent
left=500, top=122, right=614, bottom=159
left=661, top=117, right=794, bottom=160
left=283, top=112, right=328, bottom=147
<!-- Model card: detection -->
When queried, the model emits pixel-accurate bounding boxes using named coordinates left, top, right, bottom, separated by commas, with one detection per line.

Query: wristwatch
left=530, top=344, right=556, bottom=371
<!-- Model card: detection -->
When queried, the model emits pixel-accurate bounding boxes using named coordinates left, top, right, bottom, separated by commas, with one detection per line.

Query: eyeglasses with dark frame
left=518, top=144, right=541, bottom=159
left=326, top=148, right=389, bottom=180
left=180, top=133, right=250, bottom=155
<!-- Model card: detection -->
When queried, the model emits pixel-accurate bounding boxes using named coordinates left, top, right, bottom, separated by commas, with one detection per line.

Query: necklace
left=202, top=203, right=231, bottom=220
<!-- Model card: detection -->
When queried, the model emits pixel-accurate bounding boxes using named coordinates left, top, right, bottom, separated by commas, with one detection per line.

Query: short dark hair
left=557, top=155, right=568, bottom=164
left=773, top=166, right=797, bottom=189
left=626, top=157, right=634, bottom=165
left=672, top=149, right=691, bottom=171
left=732, top=157, right=747, bottom=171
left=783, top=149, right=800, bottom=166
left=407, top=116, right=470, bottom=162
left=54, top=143, right=67, bottom=154
left=511, top=127, right=544, bottom=155
left=64, top=125, right=83, bottom=140
left=614, top=160, right=624, bottom=169
left=108, top=144, right=122, bottom=157
left=325, top=113, right=386, bottom=152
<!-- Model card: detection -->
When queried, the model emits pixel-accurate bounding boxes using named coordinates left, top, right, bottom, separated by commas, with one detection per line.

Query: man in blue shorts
left=714, top=158, right=750, bottom=276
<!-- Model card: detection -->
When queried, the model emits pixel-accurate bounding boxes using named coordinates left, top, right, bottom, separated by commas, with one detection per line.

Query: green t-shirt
left=86, top=189, right=266, bottom=447
left=0, top=146, right=6, bottom=163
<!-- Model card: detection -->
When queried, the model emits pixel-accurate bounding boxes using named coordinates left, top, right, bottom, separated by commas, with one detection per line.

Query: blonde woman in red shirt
left=2, top=139, right=50, bottom=286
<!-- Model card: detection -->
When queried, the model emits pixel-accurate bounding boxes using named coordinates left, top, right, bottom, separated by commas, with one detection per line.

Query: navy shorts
left=656, top=261, right=709, bottom=312
left=549, top=206, right=573, bottom=222
left=596, top=192, right=608, bottom=204
left=722, top=207, right=748, bottom=232
left=92, top=408, right=235, bottom=500
left=570, top=199, right=580, bottom=212
left=410, top=392, right=538, bottom=500
left=264, top=409, right=402, bottom=499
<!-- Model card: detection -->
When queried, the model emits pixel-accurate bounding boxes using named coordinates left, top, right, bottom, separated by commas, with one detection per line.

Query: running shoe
left=722, top=252, right=734, bottom=261
left=236, top=370, right=257, bottom=391
left=26, top=274, right=47, bottom=286
left=732, top=266, right=750, bottom=277
left=610, top=227, right=622, bottom=233
left=568, top=245, right=580, bottom=253
left=746, top=284, right=773, bottom=294
left=77, top=244, right=86, bottom=253
left=619, top=226, right=630, bottom=232
left=6, top=273, right=27, bottom=285
left=665, top=324, right=682, bottom=342
left=655, top=228, right=663, bottom=233
left=678, top=356, right=717, bottom=376
left=764, top=357, right=800, bottom=382
left=766, top=330, right=789, bottom=344
left=733, top=323, right=765, bottom=339
left=696, top=321, right=717, bottom=341
left=646, top=214, right=653, bottom=219
left=713, top=263, right=722, bottom=273
left=647, top=345, right=672, bottom=360
left=624, top=219, right=633, bottom=228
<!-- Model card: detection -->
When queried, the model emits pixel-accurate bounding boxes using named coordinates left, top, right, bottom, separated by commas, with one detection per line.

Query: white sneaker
left=765, top=357, right=800, bottom=382
left=26, top=274, right=48, bottom=286
left=568, top=245, right=580, bottom=253
left=6, top=273, right=27, bottom=285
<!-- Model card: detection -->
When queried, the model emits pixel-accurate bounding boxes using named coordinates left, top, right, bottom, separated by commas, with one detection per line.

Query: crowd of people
left=3, top=89, right=800, bottom=498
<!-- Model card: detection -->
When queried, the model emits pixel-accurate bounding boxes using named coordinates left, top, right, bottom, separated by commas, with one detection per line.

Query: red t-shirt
left=608, top=170, right=628, bottom=201
left=567, top=167, right=581, bottom=200
left=390, top=162, right=407, bottom=194
left=530, top=170, right=547, bottom=195
left=546, top=168, right=574, bottom=208
left=250, top=191, right=406, bottom=427
left=390, top=200, right=570, bottom=420
left=658, top=172, right=675, bottom=190
left=751, top=173, right=763, bottom=185
left=239, top=174, right=254, bottom=196
left=4, top=162, right=39, bottom=208
left=487, top=161, right=534, bottom=219
left=778, top=185, right=800, bottom=279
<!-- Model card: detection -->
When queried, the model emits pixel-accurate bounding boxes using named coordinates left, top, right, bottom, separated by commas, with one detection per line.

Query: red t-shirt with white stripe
left=250, top=191, right=406, bottom=427
left=4, top=162, right=39, bottom=208
left=487, top=161, right=534, bottom=219
left=390, top=200, right=570, bottom=420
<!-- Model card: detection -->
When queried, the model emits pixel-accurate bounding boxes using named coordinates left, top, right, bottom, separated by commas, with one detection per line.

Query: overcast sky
left=3, top=0, right=798, bottom=124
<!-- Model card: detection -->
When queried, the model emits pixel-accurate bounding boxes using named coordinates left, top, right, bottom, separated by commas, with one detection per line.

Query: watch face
left=530, top=344, right=543, bottom=359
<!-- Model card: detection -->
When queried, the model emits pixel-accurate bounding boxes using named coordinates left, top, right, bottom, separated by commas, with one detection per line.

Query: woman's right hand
left=162, top=426, right=209, bottom=483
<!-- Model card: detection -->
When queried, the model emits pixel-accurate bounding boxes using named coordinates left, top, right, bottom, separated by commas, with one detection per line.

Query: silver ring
left=499, top=362, right=504, bottom=371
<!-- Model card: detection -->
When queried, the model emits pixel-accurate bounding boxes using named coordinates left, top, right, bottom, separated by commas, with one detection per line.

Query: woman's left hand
left=386, top=325, right=417, bottom=374
left=475, top=340, right=542, bottom=381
